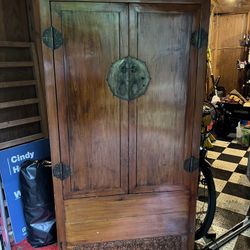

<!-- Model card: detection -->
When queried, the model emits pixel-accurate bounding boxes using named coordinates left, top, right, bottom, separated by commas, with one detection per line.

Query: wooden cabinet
left=38, top=0, right=210, bottom=249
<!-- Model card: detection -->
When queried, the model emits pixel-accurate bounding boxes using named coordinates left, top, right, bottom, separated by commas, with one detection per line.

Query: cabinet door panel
left=129, top=4, right=200, bottom=192
left=52, top=2, right=129, bottom=198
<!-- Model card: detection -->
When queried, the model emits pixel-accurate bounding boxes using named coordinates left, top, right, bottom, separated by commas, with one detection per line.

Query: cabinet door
left=129, top=4, right=201, bottom=193
left=51, top=2, right=129, bottom=199
left=39, top=0, right=209, bottom=249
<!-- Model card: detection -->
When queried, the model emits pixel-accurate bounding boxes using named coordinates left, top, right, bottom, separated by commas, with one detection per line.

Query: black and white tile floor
left=197, top=138, right=250, bottom=249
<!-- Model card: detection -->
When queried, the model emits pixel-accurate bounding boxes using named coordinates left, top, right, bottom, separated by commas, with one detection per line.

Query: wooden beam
left=0, top=41, right=32, bottom=47
left=0, top=61, right=34, bottom=68
left=31, top=43, right=48, bottom=137
left=0, top=133, right=44, bottom=150
left=0, top=116, right=41, bottom=129
left=0, top=80, right=36, bottom=88
left=0, top=98, right=39, bottom=109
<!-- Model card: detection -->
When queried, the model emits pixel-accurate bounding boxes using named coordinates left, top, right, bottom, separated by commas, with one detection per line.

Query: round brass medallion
left=107, top=56, right=150, bottom=101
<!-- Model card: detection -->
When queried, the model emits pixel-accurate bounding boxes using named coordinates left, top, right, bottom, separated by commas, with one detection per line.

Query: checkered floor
left=197, top=138, right=250, bottom=249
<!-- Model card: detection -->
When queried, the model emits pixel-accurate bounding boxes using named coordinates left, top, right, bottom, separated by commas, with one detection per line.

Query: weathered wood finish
left=38, top=0, right=67, bottom=246
left=0, top=0, right=29, bottom=41
left=64, top=192, right=189, bottom=245
left=26, top=0, right=49, bottom=109
left=212, top=0, right=250, bottom=14
left=209, top=9, right=250, bottom=93
left=189, top=1, right=210, bottom=248
left=52, top=2, right=129, bottom=198
left=0, top=42, right=48, bottom=149
left=129, top=4, right=200, bottom=193
left=38, top=0, right=210, bottom=249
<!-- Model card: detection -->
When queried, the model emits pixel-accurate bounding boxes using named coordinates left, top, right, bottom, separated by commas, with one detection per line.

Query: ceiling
left=212, top=0, right=250, bottom=13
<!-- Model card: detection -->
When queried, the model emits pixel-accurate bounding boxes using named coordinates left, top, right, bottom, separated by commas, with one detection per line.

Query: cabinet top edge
left=42, top=0, right=207, bottom=4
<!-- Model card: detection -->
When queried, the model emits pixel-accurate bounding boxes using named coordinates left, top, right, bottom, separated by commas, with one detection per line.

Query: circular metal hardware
left=42, top=26, right=63, bottom=50
left=107, top=56, right=150, bottom=101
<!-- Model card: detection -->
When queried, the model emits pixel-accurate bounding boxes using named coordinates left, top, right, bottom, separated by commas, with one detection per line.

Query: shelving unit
left=0, top=179, right=11, bottom=250
left=0, top=41, right=47, bottom=150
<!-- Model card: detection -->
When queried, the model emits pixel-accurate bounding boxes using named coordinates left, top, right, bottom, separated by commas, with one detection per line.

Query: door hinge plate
left=42, top=26, right=63, bottom=50
left=53, top=162, right=71, bottom=180
left=184, top=156, right=199, bottom=172
left=191, top=28, right=208, bottom=49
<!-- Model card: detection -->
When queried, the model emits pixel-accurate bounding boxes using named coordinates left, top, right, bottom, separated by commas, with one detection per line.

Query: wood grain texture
left=0, top=85, right=36, bottom=102
left=31, top=43, right=48, bottom=137
left=0, top=116, right=41, bottom=129
left=52, top=2, right=128, bottom=198
left=215, top=48, right=245, bottom=92
left=0, top=80, right=36, bottom=88
left=64, top=192, right=189, bottom=245
left=0, top=133, right=43, bottom=149
left=0, top=67, right=33, bottom=82
left=0, top=41, right=32, bottom=47
left=0, top=61, right=33, bottom=68
left=0, top=104, right=39, bottom=122
left=129, top=4, right=199, bottom=192
left=188, top=0, right=210, bottom=248
left=0, top=0, right=29, bottom=41
left=0, top=42, right=47, bottom=148
left=216, top=14, right=247, bottom=48
left=0, top=121, right=41, bottom=142
left=39, top=1, right=210, bottom=249
left=210, top=13, right=248, bottom=92
left=0, top=98, right=39, bottom=109
left=26, top=0, right=47, bottom=111
left=248, top=12, right=250, bottom=32
left=0, top=48, right=31, bottom=62
left=213, top=0, right=250, bottom=14
left=38, top=0, right=67, bottom=247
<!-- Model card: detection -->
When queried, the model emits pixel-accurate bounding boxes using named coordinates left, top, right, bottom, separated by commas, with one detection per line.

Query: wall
left=0, top=0, right=29, bottom=41
left=26, top=0, right=46, bottom=98
left=0, top=0, right=48, bottom=149
left=209, top=1, right=250, bottom=95
left=213, top=0, right=250, bottom=14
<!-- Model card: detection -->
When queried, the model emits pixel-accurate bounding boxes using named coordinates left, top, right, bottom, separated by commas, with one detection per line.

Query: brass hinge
left=184, top=156, right=199, bottom=172
left=53, top=162, right=71, bottom=180
left=191, top=28, right=208, bottom=49
left=42, top=26, right=63, bottom=50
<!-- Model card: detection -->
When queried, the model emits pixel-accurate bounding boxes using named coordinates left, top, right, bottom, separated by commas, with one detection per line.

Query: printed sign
left=0, top=139, right=50, bottom=243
